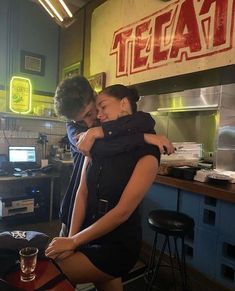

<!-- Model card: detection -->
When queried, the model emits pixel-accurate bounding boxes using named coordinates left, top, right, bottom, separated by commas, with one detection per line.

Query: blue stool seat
left=146, top=209, right=194, bottom=291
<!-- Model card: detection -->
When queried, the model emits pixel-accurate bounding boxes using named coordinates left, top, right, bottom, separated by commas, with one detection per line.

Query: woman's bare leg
left=95, top=277, right=123, bottom=291
left=58, top=251, right=116, bottom=285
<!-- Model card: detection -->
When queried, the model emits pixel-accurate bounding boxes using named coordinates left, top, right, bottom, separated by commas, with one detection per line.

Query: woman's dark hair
left=54, top=75, right=94, bottom=119
left=100, top=84, right=140, bottom=113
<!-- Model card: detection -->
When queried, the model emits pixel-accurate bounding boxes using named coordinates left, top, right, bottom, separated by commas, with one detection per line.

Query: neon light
left=9, top=76, right=32, bottom=114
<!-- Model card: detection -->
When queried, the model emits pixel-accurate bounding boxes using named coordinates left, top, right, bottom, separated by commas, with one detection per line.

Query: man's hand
left=76, top=127, right=104, bottom=156
left=144, top=134, right=175, bottom=155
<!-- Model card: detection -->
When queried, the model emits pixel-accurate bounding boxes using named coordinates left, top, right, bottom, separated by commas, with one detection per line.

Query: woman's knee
left=58, top=252, right=115, bottom=285
left=95, top=277, right=123, bottom=291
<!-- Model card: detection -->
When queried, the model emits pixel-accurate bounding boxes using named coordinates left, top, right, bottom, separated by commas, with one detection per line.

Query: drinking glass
left=19, top=247, right=38, bottom=282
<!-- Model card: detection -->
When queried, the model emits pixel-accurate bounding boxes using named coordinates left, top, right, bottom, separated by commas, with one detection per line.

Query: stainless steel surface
left=138, top=83, right=235, bottom=171
left=216, top=149, right=235, bottom=171
left=150, top=111, right=217, bottom=160
left=216, top=84, right=235, bottom=171
left=138, top=86, right=221, bottom=113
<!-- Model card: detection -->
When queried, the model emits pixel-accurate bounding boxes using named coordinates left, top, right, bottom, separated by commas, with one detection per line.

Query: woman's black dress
left=79, top=144, right=160, bottom=277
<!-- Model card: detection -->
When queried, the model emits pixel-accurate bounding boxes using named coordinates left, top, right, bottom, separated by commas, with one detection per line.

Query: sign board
left=9, top=76, right=32, bottom=114
left=91, top=0, right=235, bottom=86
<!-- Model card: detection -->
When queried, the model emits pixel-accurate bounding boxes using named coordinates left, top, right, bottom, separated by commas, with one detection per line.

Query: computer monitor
left=8, top=146, right=36, bottom=163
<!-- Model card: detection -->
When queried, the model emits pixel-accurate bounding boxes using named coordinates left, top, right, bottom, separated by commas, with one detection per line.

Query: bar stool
left=145, top=209, right=194, bottom=291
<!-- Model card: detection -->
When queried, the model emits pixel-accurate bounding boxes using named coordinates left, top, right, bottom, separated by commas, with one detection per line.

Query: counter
left=155, top=175, right=235, bottom=204
left=142, top=175, right=235, bottom=290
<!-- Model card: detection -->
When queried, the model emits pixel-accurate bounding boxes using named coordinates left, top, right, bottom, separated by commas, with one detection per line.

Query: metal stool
left=145, top=209, right=194, bottom=291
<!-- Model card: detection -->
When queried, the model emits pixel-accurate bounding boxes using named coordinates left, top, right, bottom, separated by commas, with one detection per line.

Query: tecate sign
left=110, top=0, right=235, bottom=77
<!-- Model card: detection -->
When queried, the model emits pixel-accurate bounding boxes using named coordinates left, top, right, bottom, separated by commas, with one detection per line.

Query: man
left=54, top=76, right=174, bottom=236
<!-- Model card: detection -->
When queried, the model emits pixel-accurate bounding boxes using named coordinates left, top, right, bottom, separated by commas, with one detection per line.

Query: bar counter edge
left=155, top=175, right=235, bottom=204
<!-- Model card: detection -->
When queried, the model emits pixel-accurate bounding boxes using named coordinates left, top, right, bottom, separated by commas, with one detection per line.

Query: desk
left=0, top=173, right=60, bottom=223
left=5, top=259, right=74, bottom=290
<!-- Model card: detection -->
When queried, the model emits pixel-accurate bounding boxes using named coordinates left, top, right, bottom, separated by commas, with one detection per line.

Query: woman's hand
left=45, top=237, right=76, bottom=259
left=144, top=134, right=175, bottom=155
left=76, top=127, right=104, bottom=156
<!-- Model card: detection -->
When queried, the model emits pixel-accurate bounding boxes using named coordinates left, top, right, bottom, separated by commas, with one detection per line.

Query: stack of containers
left=159, top=142, right=202, bottom=175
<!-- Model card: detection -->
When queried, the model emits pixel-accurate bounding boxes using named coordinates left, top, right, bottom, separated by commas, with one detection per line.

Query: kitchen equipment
left=207, top=173, right=231, bottom=186
left=159, top=142, right=202, bottom=176
left=0, top=194, right=34, bottom=217
left=158, top=159, right=199, bottom=176
left=194, top=169, right=212, bottom=182
left=170, top=166, right=200, bottom=180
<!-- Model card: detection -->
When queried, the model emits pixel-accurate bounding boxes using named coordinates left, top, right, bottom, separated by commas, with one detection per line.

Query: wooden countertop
left=155, top=175, right=235, bottom=203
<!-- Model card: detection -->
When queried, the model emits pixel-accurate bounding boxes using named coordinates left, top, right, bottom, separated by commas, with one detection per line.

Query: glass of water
left=19, top=247, right=38, bottom=282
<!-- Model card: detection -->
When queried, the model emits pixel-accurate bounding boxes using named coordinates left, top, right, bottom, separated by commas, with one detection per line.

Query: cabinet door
left=219, top=201, right=235, bottom=238
left=179, top=190, right=219, bottom=276
left=179, top=190, right=201, bottom=226
left=216, top=235, right=235, bottom=290
left=199, top=196, right=220, bottom=231
left=216, top=201, right=235, bottom=289
left=194, top=226, right=218, bottom=279
left=141, top=183, right=178, bottom=245
left=179, top=191, right=200, bottom=268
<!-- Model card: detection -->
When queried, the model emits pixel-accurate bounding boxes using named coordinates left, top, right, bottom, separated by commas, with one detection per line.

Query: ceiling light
left=59, top=0, right=73, bottom=18
left=38, top=0, right=74, bottom=23
left=38, top=0, right=54, bottom=18
left=45, top=0, right=63, bottom=22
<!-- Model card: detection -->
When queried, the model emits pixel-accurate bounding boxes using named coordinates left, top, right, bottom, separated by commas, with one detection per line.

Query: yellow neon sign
left=9, top=76, right=32, bottom=114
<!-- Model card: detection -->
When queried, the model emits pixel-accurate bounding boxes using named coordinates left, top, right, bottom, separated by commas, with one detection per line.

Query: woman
left=45, top=84, right=161, bottom=291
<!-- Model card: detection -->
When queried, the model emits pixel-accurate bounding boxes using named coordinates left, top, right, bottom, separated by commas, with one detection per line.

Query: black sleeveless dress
left=78, top=144, right=160, bottom=277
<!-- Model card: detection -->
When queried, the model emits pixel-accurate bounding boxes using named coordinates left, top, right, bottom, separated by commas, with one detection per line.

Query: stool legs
left=167, top=236, right=177, bottom=291
left=181, top=237, right=188, bottom=290
left=146, top=233, right=169, bottom=291
left=174, top=236, right=188, bottom=290
left=145, top=232, right=158, bottom=284
left=146, top=234, right=189, bottom=291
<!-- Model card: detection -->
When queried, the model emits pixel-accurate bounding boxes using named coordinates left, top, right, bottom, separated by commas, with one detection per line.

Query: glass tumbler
left=19, top=247, right=38, bottom=282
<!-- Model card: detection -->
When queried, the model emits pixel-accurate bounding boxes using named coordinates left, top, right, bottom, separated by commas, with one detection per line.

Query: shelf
left=0, top=112, right=66, bottom=122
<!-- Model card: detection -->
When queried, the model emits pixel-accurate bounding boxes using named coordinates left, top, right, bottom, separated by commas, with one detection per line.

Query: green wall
left=0, top=0, right=59, bottom=95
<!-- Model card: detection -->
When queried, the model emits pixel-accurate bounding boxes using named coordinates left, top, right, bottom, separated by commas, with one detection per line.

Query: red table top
left=5, top=259, right=74, bottom=290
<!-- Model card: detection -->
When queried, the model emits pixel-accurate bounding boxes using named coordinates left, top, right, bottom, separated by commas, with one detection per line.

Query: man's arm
left=59, top=122, right=86, bottom=229
left=69, top=157, right=90, bottom=237
left=75, top=112, right=174, bottom=156
left=76, top=111, right=155, bottom=156
left=66, top=121, right=87, bottom=156
left=101, top=111, right=155, bottom=139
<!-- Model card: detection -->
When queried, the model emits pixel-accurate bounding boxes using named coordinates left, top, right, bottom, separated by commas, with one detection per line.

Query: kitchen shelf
left=0, top=111, right=66, bottom=122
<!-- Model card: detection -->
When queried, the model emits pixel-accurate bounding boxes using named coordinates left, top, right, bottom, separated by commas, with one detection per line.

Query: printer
left=0, top=194, right=34, bottom=218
